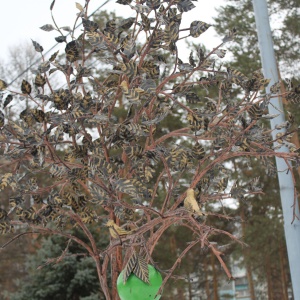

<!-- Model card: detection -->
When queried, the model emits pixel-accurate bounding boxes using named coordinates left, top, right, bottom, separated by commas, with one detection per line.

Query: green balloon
left=117, top=265, right=162, bottom=300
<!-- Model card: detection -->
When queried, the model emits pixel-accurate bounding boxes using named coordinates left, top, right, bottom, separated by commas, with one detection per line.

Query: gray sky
left=0, top=0, right=225, bottom=62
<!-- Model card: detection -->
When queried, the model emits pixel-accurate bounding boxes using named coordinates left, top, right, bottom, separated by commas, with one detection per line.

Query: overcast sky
left=0, top=0, right=226, bottom=62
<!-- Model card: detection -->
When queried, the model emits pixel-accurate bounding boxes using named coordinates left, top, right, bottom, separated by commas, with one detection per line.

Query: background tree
left=0, top=42, right=38, bottom=88
left=214, top=0, right=300, bottom=75
left=214, top=1, right=299, bottom=298
left=0, top=0, right=299, bottom=299
left=4, top=226, right=107, bottom=300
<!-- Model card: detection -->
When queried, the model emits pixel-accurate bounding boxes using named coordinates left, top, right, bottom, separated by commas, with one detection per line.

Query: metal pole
left=252, top=0, right=300, bottom=298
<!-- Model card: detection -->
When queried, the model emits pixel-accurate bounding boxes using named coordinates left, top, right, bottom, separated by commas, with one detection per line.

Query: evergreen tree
left=4, top=227, right=107, bottom=300
left=214, top=0, right=300, bottom=76
left=214, top=2, right=299, bottom=298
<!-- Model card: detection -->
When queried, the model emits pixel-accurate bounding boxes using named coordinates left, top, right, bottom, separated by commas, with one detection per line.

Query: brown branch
left=209, top=243, right=234, bottom=280
left=1, top=231, right=40, bottom=249
left=157, top=239, right=200, bottom=295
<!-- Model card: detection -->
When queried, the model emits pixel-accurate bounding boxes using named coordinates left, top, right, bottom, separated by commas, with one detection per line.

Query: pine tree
left=214, top=2, right=299, bottom=298
left=4, top=227, right=107, bottom=300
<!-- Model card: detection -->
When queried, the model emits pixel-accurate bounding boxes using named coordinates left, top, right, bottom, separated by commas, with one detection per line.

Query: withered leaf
left=142, top=111, right=169, bottom=125
left=36, top=94, right=50, bottom=101
left=49, top=50, right=59, bottom=62
left=35, top=74, right=46, bottom=87
left=0, top=79, right=8, bottom=91
left=38, top=61, right=50, bottom=73
left=145, top=0, right=160, bottom=9
left=49, top=68, right=58, bottom=76
left=65, top=41, right=79, bottom=62
left=21, top=80, right=32, bottom=95
left=116, top=0, right=132, bottom=5
left=213, top=49, right=226, bottom=58
left=140, top=79, right=156, bottom=94
left=10, top=122, right=25, bottom=137
left=177, top=0, right=195, bottom=12
left=31, top=40, right=43, bottom=52
left=76, top=2, right=84, bottom=11
left=0, top=111, right=4, bottom=127
left=123, top=251, right=137, bottom=283
left=82, top=18, right=99, bottom=32
left=141, top=13, right=151, bottom=31
left=3, top=94, right=13, bottom=108
left=114, top=178, right=140, bottom=199
left=190, top=21, right=211, bottom=38
left=86, top=32, right=105, bottom=50
left=40, top=24, right=55, bottom=32
left=133, top=255, right=149, bottom=283
left=55, top=36, right=67, bottom=43
left=118, top=18, right=135, bottom=31
left=270, top=81, right=281, bottom=94
left=60, top=26, right=72, bottom=32
left=50, top=0, right=56, bottom=10
left=130, top=4, right=151, bottom=14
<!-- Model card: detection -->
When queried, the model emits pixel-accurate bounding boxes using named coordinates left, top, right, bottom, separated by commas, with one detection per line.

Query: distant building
left=219, top=275, right=251, bottom=300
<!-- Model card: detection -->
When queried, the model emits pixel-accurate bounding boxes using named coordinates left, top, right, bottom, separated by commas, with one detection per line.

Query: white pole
left=252, top=0, right=300, bottom=298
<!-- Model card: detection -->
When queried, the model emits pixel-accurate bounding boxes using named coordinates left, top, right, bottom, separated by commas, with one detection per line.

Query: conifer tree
left=214, top=1, right=299, bottom=298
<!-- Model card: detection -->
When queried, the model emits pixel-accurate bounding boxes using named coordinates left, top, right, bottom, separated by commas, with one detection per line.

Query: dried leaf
left=130, top=4, right=151, bottom=14
left=177, top=0, right=195, bottom=12
left=60, top=26, right=72, bottom=32
left=38, top=61, right=50, bottom=73
left=116, top=0, right=132, bottom=5
left=140, top=79, right=156, bottom=94
left=21, top=80, right=32, bottom=95
left=114, top=178, right=140, bottom=199
left=55, top=36, right=67, bottom=43
left=49, top=50, right=59, bottom=62
left=3, top=94, right=13, bottom=108
left=0, top=79, right=8, bottom=91
left=270, top=81, right=281, bottom=94
left=123, top=252, right=137, bottom=283
left=118, top=18, right=135, bottom=31
left=35, top=74, right=46, bottom=87
left=50, top=0, right=56, bottom=10
left=190, top=21, right=211, bottom=38
left=0, top=173, right=17, bottom=190
left=31, top=40, right=43, bottom=52
left=133, top=255, right=149, bottom=283
left=86, top=32, right=105, bottom=49
left=0, top=110, right=4, bottom=127
left=65, top=41, right=79, bottom=62
left=82, top=18, right=99, bottom=32
left=40, top=24, right=55, bottom=32
left=49, top=68, right=58, bottom=76
left=213, top=49, right=226, bottom=58
left=76, top=2, right=84, bottom=11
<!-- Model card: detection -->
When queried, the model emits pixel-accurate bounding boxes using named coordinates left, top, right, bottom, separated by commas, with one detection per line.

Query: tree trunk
left=241, top=207, right=256, bottom=300
left=111, top=216, right=122, bottom=300
left=95, top=255, right=111, bottom=300
left=245, top=263, right=256, bottom=300
left=211, top=254, right=219, bottom=300
left=176, top=286, right=185, bottom=299
left=265, top=254, right=274, bottom=300
left=279, top=241, right=289, bottom=300
left=187, top=268, right=193, bottom=300
left=111, top=248, right=120, bottom=300
left=204, top=259, right=211, bottom=299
